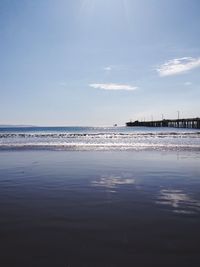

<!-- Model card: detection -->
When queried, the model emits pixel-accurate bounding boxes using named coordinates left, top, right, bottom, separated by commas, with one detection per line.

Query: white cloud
left=89, top=83, right=138, bottom=91
left=104, top=66, right=112, bottom=71
left=157, top=57, right=200, bottom=76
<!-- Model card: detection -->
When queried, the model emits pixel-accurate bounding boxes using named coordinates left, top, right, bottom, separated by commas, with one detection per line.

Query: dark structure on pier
left=126, top=118, right=200, bottom=129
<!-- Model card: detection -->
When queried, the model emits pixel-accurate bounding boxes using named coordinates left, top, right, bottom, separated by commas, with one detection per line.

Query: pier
left=126, top=118, right=200, bottom=129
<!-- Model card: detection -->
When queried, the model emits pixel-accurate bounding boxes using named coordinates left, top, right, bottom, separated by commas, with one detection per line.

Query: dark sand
left=0, top=150, right=200, bottom=266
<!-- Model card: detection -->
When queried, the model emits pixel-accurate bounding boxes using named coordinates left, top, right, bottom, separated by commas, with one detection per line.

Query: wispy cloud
left=59, top=82, right=67, bottom=87
left=89, top=83, right=138, bottom=91
left=157, top=57, right=200, bottom=76
left=184, top=81, right=192, bottom=86
left=104, top=66, right=112, bottom=71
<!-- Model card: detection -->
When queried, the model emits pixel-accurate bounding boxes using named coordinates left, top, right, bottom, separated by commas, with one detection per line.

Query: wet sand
left=0, top=150, right=200, bottom=266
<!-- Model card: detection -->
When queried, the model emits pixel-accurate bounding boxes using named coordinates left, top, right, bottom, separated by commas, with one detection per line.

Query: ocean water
left=0, top=126, right=200, bottom=150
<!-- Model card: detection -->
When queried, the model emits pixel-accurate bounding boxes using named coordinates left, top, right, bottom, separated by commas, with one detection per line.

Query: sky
left=0, top=0, right=200, bottom=126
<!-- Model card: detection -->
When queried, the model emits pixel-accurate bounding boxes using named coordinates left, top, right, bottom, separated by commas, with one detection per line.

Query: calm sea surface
left=0, top=127, right=200, bottom=266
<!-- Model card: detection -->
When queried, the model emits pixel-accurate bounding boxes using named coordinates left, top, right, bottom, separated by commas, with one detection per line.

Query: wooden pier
left=126, top=118, right=200, bottom=129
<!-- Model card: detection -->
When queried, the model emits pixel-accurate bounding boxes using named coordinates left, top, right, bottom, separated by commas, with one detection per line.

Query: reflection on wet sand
left=0, top=150, right=200, bottom=266
left=91, top=174, right=200, bottom=216
left=91, top=175, right=135, bottom=192
left=157, top=189, right=200, bottom=214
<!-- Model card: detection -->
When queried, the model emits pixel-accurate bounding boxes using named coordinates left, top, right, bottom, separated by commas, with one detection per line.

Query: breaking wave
left=0, top=127, right=200, bottom=151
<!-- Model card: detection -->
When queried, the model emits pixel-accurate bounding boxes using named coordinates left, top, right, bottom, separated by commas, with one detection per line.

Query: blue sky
left=0, top=0, right=200, bottom=126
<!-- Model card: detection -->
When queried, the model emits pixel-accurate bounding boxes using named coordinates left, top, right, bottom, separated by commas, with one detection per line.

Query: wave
left=1, top=132, right=200, bottom=139
left=0, top=128, right=200, bottom=151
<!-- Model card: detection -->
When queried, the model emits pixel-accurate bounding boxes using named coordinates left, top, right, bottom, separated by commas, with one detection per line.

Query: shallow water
left=0, top=150, right=200, bottom=266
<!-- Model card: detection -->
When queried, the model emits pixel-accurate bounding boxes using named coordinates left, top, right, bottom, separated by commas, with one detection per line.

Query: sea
left=0, top=126, right=200, bottom=150
left=0, top=126, right=200, bottom=266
